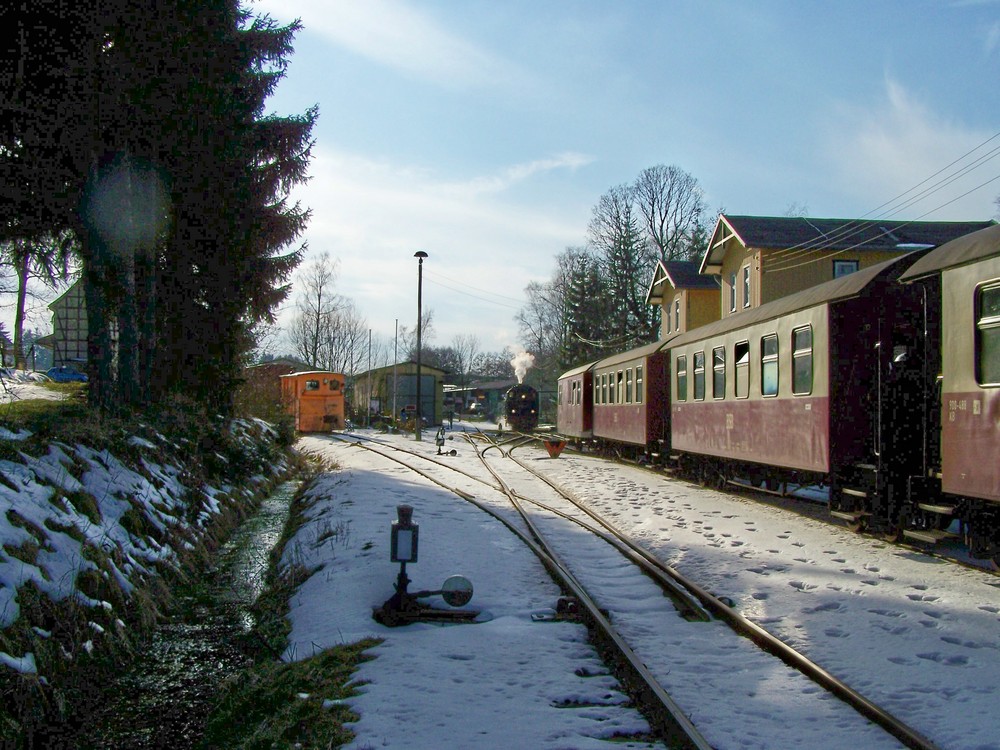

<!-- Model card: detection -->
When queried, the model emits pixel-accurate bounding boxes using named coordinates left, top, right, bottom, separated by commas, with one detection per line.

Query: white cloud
left=252, top=0, right=522, bottom=90
left=277, top=146, right=590, bottom=349
left=823, top=77, right=1000, bottom=220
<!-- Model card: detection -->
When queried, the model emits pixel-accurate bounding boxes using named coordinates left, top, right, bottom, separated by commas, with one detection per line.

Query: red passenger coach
left=668, top=254, right=926, bottom=489
left=556, top=361, right=595, bottom=440
left=592, top=340, right=671, bottom=456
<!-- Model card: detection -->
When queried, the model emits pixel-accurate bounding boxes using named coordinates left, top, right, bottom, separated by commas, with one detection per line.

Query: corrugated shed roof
left=899, top=222, right=1000, bottom=281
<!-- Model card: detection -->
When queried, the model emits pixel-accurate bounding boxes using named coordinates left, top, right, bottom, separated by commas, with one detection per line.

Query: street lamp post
left=414, top=251, right=428, bottom=441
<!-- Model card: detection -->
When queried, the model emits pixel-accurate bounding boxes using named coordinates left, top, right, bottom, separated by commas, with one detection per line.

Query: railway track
left=335, top=431, right=939, bottom=750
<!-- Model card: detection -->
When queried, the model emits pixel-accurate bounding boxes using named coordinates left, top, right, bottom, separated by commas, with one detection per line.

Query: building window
left=674, top=300, right=680, bottom=331
left=676, top=355, right=687, bottom=401
left=712, top=346, right=725, bottom=399
left=729, top=272, right=737, bottom=313
left=761, top=334, right=778, bottom=396
left=625, top=369, right=633, bottom=404
left=977, top=282, right=1000, bottom=385
left=742, top=265, right=751, bottom=308
left=735, top=341, right=750, bottom=399
left=833, top=260, right=859, bottom=279
left=666, top=308, right=671, bottom=333
left=693, top=351, right=706, bottom=400
left=636, top=365, right=644, bottom=403
left=792, top=325, right=813, bottom=395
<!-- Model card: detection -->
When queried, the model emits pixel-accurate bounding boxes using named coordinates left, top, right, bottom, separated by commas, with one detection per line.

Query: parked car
left=46, top=366, right=88, bottom=383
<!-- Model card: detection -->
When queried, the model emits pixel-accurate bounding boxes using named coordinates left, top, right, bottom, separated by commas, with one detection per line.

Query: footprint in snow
left=861, top=579, right=880, bottom=586
left=788, top=580, right=817, bottom=592
left=978, top=605, right=1000, bottom=614
left=824, top=628, right=849, bottom=638
left=832, top=558, right=846, bottom=563
left=841, top=568, right=857, bottom=575
left=907, top=594, right=939, bottom=602
left=752, top=592, right=769, bottom=600
left=940, top=636, right=984, bottom=649
left=917, top=652, right=970, bottom=667
left=868, top=608, right=905, bottom=618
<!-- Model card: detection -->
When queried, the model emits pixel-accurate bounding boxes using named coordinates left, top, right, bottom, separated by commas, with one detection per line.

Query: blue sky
left=252, top=0, right=1000, bottom=355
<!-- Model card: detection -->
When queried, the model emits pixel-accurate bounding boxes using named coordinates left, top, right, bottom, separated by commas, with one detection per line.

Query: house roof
left=899, top=222, right=1000, bottom=281
left=645, top=260, right=720, bottom=304
left=700, top=214, right=996, bottom=274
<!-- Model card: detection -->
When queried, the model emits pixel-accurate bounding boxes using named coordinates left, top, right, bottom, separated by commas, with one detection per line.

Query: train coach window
left=792, top=326, right=813, bottom=395
left=735, top=341, right=750, bottom=399
left=617, top=370, right=624, bottom=404
left=305, top=380, right=320, bottom=391
left=713, top=346, right=725, bottom=399
left=761, top=334, right=778, bottom=397
left=977, top=283, right=1000, bottom=385
left=625, top=369, right=633, bottom=404
left=676, top=355, right=687, bottom=401
left=694, top=351, right=706, bottom=400
left=636, top=365, right=644, bottom=404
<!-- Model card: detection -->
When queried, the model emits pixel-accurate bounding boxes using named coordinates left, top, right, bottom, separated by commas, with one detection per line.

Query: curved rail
left=334, top=434, right=712, bottom=750
left=505, top=446, right=942, bottom=750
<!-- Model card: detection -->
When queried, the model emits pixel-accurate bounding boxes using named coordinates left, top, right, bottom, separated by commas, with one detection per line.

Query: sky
left=6, top=2, right=998, bottom=359
left=246, top=0, right=1000, bottom=356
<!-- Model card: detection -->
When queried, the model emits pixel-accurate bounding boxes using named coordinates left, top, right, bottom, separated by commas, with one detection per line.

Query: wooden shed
left=280, top=371, right=346, bottom=432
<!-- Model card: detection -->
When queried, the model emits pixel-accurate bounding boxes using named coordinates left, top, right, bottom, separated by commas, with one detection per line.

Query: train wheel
left=847, top=517, right=867, bottom=534
left=882, top=524, right=903, bottom=544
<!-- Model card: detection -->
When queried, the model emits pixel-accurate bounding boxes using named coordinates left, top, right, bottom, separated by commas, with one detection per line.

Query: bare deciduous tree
left=634, top=164, right=707, bottom=263
left=288, top=252, right=342, bottom=368
left=451, top=334, right=480, bottom=388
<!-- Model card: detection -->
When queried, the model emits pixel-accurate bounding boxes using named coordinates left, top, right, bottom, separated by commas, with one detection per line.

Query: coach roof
left=899, top=222, right=1000, bottom=281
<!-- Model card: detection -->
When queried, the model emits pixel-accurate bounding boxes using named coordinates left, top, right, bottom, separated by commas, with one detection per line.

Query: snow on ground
left=0, top=416, right=286, bottom=681
left=288, top=426, right=1000, bottom=750
left=0, top=368, right=63, bottom=405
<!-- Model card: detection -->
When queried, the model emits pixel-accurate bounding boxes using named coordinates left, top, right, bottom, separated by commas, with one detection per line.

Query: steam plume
left=510, top=351, right=534, bottom=384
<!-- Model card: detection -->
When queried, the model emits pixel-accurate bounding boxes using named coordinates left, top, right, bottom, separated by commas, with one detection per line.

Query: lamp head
left=414, top=251, right=428, bottom=260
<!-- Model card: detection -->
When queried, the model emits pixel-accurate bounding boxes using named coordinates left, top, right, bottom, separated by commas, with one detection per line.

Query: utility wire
left=423, top=275, right=523, bottom=310
left=769, top=172, right=1000, bottom=273
left=760, top=130, right=1000, bottom=269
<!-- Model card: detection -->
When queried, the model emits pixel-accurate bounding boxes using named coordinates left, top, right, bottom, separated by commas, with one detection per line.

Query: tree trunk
left=13, top=251, right=29, bottom=370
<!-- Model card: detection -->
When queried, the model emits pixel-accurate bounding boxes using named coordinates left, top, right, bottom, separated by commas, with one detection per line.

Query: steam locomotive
left=503, top=383, right=540, bottom=432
